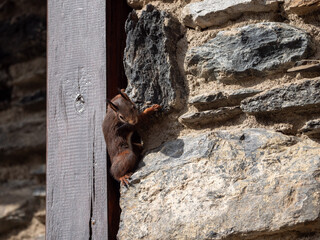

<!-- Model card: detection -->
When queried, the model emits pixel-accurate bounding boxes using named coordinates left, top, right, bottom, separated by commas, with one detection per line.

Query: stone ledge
left=240, top=78, right=320, bottom=114
left=190, top=89, right=261, bottom=110
left=182, top=0, right=281, bottom=29
left=300, top=119, right=320, bottom=136
left=285, top=0, right=320, bottom=15
left=119, top=129, right=320, bottom=240
left=179, top=106, right=242, bottom=127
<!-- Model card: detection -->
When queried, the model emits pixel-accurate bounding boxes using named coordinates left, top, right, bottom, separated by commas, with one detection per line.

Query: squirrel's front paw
left=142, top=104, right=162, bottom=116
left=151, top=104, right=161, bottom=111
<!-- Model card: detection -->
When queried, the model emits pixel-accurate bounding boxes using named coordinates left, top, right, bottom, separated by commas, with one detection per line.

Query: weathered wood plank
left=47, top=0, right=107, bottom=239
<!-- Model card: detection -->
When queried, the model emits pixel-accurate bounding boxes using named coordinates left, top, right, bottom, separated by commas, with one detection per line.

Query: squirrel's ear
left=107, top=100, right=119, bottom=112
left=118, top=89, right=131, bottom=102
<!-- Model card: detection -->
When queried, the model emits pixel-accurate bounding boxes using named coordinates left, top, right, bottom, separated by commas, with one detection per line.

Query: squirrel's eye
left=119, top=115, right=125, bottom=121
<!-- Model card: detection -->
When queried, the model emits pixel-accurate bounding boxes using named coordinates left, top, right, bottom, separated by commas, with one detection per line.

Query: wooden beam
left=47, top=0, right=107, bottom=239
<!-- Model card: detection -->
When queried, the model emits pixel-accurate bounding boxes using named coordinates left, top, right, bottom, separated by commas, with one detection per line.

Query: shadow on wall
left=160, top=139, right=184, bottom=158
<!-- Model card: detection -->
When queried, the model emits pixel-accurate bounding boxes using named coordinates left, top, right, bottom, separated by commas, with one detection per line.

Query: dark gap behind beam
left=106, top=1, right=132, bottom=240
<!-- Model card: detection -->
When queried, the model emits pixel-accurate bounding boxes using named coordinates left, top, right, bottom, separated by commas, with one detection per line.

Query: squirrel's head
left=107, top=89, right=139, bottom=125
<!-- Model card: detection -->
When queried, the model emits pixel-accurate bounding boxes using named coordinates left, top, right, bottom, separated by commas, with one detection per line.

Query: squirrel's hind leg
left=119, top=174, right=132, bottom=187
left=110, top=149, right=137, bottom=185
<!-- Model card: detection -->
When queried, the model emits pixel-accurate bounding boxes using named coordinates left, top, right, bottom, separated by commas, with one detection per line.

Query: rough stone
left=0, top=71, right=11, bottom=110
left=9, top=57, right=46, bottom=89
left=0, top=186, right=36, bottom=234
left=34, top=210, right=46, bottom=225
left=118, top=129, right=320, bottom=240
left=185, top=22, right=311, bottom=83
left=287, top=60, right=320, bottom=73
left=240, top=78, right=320, bottom=114
left=19, top=90, right=46, bottom=111
left=0, top=1, right=46, bottom=239
left=126, top=0, right=151, bottom=9
left=0, top=118, right=46, bottom=161
left=127, top=0, right=144, bottom=9
left=31, top=164, right=46, bottom=184
left=0, top=0, right=46, bottom=22
left=190, top=89, right=261, bottom=110
left=0, top=70, right=9, bottom=85
left=300, top=119, right=320, bottom=136
left=274, top=123, right=295, bottom=135
left=35, top=234, right=46, bottom=240
left=124, top=5, right=185, bottom=111
left=30, top=164, right=46, bottom=176
left=0, top=15, right=46, bottom=66
left=179, top=106, right=242, bottom=126
left=126, top=0, right=175, bottom=9
left=32, top=186, right=46, bottom=199
left=182, top=0, right=280, bottom=29
left=285, top=0, right=320, bottom=15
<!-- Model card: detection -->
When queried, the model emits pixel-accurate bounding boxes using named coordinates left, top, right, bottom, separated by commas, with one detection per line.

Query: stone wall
left=2, top=1, right=320, bottom=239
left=0, top=1, right=46, bottom=239
left=120, top=0, right=320, bottom=239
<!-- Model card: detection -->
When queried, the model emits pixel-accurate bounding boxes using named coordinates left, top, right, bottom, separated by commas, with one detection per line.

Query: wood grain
left=47, top=0, right=107, bottom=239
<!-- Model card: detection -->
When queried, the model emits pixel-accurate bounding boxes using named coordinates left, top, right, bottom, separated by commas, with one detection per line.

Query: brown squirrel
left=102, top=89, right=161, bottom=186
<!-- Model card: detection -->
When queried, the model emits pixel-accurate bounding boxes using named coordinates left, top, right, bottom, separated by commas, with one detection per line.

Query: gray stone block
left=190, top=89, right=261, bottom=110
left=124, top=5, right=185, bottom=111
left=185, top=22, right=311, bottom=83
left=118, top=129, right=320, bottom=239
left=0, top=118, right=46, bottom=161
left=241, top=78, right=320, bottom=114
left=179, top=106, right=242, bottom=126
left=182, top=0, right=280, bottom=29
left=0, top=15, right=46, bottom=66
left=300, top=118, right=320, bottom=136
left=0, top=187, right=36, bottom=234
left=284, top=0, right=320, bottom=16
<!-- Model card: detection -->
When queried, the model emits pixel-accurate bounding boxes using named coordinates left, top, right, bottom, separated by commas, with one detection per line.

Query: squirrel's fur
left=102, top=89, right=160, bottom=186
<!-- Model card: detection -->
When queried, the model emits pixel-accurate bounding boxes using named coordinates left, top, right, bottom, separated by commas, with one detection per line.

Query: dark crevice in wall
left=106, top=1, right=132, bottom=239
left=89, top=122, right=96, bottom=240
left=89, top=197, right=93, bottom=240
